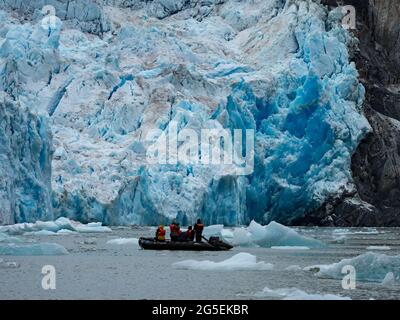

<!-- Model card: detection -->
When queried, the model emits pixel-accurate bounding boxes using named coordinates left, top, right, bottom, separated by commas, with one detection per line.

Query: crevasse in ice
left=0, top=1, right=371, bottom=225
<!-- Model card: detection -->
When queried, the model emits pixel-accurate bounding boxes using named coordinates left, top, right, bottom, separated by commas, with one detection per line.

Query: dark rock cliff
left=295, top=0, right=400, bottom=226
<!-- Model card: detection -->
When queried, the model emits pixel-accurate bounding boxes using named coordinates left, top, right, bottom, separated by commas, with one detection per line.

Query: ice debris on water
left=172, top=252, right=273, bottom=271
left=248, top=287, right=351, bottom=300
left=304, top=252, right=400, bottom=282
left=0, top=217, right=111, bottom=235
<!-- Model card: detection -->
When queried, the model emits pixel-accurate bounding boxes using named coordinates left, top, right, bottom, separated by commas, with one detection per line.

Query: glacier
left=0, top=0, right=371, bottom=226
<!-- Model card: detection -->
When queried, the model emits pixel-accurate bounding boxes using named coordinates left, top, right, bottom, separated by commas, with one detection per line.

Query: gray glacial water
left=1, top=226, right=400, bottom=300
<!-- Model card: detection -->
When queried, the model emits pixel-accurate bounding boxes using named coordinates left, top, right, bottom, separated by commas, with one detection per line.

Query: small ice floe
left=366, top=246, right=391, bottom=251
left=172, top=252, right=273, bottom=271
left=284, top=265, right=303, bottom=272
left=106, top=238, right=139, bottom=245
left=381, top=272, right=398, bottom=287
left=210, top=220, right=324, bottom=248
left=0, top=217, right=111, bottom=235
left=0, top=258, right=20, bottom=269
left=271, top=246, right=310, bottom=250
left=249, top=287, right=351, bottom=300
left=304, top=252, right=400, bottom=282
left=332, top=228, right=380, bottom=236
left=0, top=243, right=69, bottom=256
left=330, top=235, right=346, bottom=244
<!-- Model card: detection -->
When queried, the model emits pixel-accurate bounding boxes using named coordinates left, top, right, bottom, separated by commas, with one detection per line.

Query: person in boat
left=186, top=225, right=195, bottom=241
left=194, top=219, right=204, bottom=242
left=169, top=221, right=182, bottom=242
left=155, top=225, right=166, bottom=242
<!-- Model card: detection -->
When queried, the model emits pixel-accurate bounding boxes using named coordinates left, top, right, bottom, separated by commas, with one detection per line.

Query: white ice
left=366, top=246, right=391, bottom=251
left=0, top=218, right=111, bottom=235
left=222, top=221, right=323, bottom=248
left=106, top=238, right=139, bottom=245
left=172, top=252, right=273, bottom=271
left=250, top=287, right=351, bottom=300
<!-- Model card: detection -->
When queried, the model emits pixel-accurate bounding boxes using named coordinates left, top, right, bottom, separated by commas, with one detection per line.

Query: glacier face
left=0, top=94, right=53, bottom=224
left=0, top=0, right=371, bottom=225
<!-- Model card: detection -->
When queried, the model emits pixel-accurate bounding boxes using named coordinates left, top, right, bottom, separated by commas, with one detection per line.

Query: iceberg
left=224, top=220, right=324, bottom=248
left=0, top=242, right=69, bottom=255
left=305, top=252, right=400, bottom=282
left=248, top=287, right=351, bottom=300
left=172, top=252, right=273, bottom=271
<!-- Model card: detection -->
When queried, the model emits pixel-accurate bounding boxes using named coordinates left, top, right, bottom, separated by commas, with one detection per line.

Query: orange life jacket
left=156, top=228, right=166, bottom=240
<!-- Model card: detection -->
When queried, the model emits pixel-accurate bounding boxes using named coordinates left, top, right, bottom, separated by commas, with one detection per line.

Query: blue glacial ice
left=305, top=252, right=400, bottom=282
left=0, top=242, right=68, bottom=255
left=0, top=1, right=371, bottom=226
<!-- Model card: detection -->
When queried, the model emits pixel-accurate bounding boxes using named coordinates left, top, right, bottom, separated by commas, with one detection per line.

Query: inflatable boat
left=138, top=236, right=233, bottom=251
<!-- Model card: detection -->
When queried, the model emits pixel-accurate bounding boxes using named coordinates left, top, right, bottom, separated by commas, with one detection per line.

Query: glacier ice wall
left=0, top=94, right=53, bottom=224
left=0, top=0, right=371, bottom=225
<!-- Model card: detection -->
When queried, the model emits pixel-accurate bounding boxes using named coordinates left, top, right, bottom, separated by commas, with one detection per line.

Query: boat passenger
left=186, top=226, right=195, bottom=241
left=169, top=221, right=181, bottom=241
left=155, top=225, right=166, bottom=241
left=194, top=219, right=204, bottom=242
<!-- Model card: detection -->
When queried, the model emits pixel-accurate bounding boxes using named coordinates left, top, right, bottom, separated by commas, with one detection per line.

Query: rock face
left=0, top=0, right=396, bottom=226
left=298, top=0, right=400, bottom=226
left=0, top=95, right=53, bottom=224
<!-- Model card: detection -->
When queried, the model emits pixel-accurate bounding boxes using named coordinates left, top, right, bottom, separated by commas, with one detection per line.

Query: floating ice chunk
left=366, top=246, right=390, bottom=251
left=0, top=258, right=20, bottom=269
left=284, top=265, right=302, bottom=272
left=271, top=246, right=310, bottom=250
left=74, top=223, right=112, bottom=233
left=0, top=218, right=111, bottom=235
left=0, top=243, right=69, bottom=256
left=231, top=228, right=256, bottom=247
left=54, top=217, right=78, bottom=231
left=305, top=252, right=400, bottom=282
left=250, top=287, right=351, bottom=300
left=232, top=221, right=323, bottom=248
left=203, top=225, right=224, bottom=237
left=172, top=252, right=273, bottom=271
left=381, top=272, right=397, bottom=287
left=106, top=238, right=139, bottom=245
